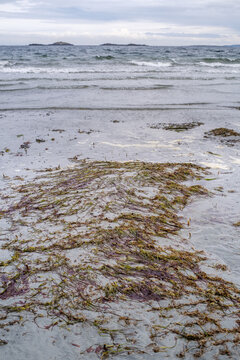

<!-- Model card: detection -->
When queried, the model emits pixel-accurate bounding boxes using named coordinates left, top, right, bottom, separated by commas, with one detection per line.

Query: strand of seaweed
left=0, top=160, right=239, bottom=359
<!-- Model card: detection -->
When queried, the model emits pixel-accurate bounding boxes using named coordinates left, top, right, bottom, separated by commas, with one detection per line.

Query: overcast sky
left=0, top=0, right=240, bottom=45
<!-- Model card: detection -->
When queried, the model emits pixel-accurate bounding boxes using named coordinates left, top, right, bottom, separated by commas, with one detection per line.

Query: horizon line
left=0, top=43, right=240, bottom=47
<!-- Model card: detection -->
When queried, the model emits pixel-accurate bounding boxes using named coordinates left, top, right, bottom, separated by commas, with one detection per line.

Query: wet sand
left=1, top=107, right=240, bottom=359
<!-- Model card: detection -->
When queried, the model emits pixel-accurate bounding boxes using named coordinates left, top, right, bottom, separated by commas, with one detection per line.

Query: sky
left=0, top=0, right=240, bottom=45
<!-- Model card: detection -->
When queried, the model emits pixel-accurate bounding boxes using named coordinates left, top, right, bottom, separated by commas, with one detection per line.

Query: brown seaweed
left=0, top=160, right=239, bottom=358
left=204, top=127, right=240, bottom=145
left=149, top=122, right=203, bottom=132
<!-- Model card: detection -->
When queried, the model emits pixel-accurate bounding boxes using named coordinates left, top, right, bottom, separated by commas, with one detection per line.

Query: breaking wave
left=130, top=60, right=172, bottom=67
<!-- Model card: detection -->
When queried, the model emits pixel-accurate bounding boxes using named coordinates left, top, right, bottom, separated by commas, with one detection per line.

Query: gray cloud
left=145, top=32, right=224, bottom=39
left=0, top=0, right=16, bottom=3
left=0, top=0, right=239, bottom=44
left=0, top=0, right=239, bottom=25
left=0, top=1, right=239, bottom=26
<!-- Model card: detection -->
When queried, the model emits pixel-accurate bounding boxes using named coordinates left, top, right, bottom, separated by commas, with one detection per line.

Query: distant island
left=100, top=43, right=147, bottom=47
left=29, top=41, right=74, bottom=46
left=28, top=43, right=44, bottom=46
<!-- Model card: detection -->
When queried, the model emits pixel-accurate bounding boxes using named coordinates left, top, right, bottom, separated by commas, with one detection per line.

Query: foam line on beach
left=101, top=141, right=180, bottom=150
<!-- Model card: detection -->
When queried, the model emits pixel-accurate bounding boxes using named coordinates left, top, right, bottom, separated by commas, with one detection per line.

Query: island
left=49, top=41, right=73, bottom=46
left=100, top=43, right=147, bottom=46
left=29, top=41, right=74, bottom=46
left=28, top=43, right=44, bottom=46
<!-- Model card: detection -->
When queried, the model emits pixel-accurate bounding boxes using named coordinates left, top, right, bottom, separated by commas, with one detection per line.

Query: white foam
left=230, top=156, right=240, bottom=165
left=101, top=141, right=180, bottom=150
left=0, top=66, right=147, bottom=74
left=0, top=67, right=93, bottom=74
left=0, top=60, right=10, bottom=67
left=199, top=62, right=240, bottom=68
left=131, top=60, right=172, bottom=67
left=200, top=161, right=229, bottom=170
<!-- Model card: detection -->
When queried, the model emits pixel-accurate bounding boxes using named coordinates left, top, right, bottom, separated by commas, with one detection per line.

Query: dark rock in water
left=49, top=41, right=73, bottom=46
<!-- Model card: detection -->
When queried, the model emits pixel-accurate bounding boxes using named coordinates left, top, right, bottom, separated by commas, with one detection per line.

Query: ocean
left=1, top=45, right=240, bottom=111
left=0, top=45, right=240, bottom=359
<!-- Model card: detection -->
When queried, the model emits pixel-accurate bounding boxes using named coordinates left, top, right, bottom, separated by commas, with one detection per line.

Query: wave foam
left=199, top=61, right=240, bottom=68
left=0, top=67, right=98, bottom=74
left=0, top=60, right=11, bottom=67
left=130, top=60, right=172, bottom=67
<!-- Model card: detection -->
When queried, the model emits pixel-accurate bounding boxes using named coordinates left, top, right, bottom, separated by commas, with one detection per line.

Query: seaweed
left=149, top=122, right=203, bottom=132
left=0, top=160, right=239, bottom=358
left=204, top=128, right=240, bottom=145
left=52, top=129, right=65, bottom=133
left=78, top=129, right=100, bottom=135
left=205, top=128, right=240, bottom=137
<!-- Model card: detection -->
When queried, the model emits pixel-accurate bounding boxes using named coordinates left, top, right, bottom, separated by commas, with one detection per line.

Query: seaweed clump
left=149, top=122, right=203, bottom=132
left=204, top=128, right=240, bottom=145
left=0, top=160, right=239, bottom=359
